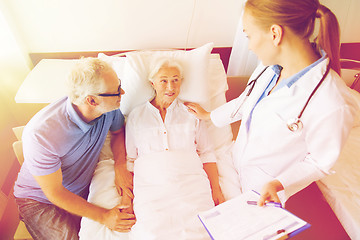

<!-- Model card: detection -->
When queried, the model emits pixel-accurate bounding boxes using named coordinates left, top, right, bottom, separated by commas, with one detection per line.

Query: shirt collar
left=147, top=98, right=179, bottom=112
left=271, top=65, right=283, bottom=75
left=66, top=97, right=93, bottom=133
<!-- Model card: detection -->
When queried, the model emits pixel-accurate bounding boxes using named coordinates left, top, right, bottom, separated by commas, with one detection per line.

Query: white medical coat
left=211, top=58, right=359, bottom=201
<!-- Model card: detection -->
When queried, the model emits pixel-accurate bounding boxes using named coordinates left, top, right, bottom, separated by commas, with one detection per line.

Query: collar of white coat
left=277, top=50, right=327, bottom=89
left=240, top=56, right=330, bottom=121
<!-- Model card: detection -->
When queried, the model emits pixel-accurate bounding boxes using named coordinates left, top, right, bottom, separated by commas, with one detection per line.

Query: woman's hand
left=184, top=102, right=211, bottom=120
left=120, top=191, right=134, bottom=214
left=257, top=179, right=284, bottom=206
left=114, top=163, right=134, bottom=200
left=212, top=187, right=226, bottom=206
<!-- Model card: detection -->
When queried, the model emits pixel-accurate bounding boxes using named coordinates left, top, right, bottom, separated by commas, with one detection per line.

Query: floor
left=13, top=221, right=32, bottom=240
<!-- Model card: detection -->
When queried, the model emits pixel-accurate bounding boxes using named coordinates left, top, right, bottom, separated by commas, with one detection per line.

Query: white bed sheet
left=78, top=158, right=130, bottom=240
left=130, top=150, right=214, bottom=239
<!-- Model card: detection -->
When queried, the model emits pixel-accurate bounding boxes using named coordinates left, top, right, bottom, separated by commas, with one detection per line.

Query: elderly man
left=13, top=57, right=135, bottom=240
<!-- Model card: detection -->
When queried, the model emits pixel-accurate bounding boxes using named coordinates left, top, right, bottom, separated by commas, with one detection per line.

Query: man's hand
left=102, top=204, right=136, bottom=232
left=257, top=179, right=284, bottom=206
left=114, top=163, right=134, bottom=199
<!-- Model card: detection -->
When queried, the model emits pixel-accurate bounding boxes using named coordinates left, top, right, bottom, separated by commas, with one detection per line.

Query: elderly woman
left=126, top=57, right=224, bottom=239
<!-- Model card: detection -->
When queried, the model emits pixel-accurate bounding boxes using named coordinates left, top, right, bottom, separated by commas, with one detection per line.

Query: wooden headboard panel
left=29, top=43, right=359, bottom=73
left=29, top=47, right=233, bottom=73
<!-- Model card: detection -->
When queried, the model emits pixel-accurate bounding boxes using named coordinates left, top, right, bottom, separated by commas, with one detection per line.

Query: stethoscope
left=231, top=63, right=331, bottom=132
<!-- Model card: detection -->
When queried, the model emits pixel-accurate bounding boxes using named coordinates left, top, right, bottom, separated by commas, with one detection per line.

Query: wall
left=0, top=2, right=30, bottom=222
left=1, top=0, right=359, bottom=56
left=0, top=3, right=46, bottom=238
left=3, top=0, right=243, bottom=53
left=322, top=0, right=360, bottom=43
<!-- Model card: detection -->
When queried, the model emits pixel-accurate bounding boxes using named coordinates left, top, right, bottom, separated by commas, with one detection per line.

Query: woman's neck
left=278, top=39, right=320, bottom=81
left=151, top=97, right=173, bottom=110
left=151, top=97, right=173, bottom=122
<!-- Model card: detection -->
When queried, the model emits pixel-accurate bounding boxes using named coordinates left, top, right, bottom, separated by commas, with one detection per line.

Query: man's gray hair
left=148, top=57, right=184, bottom=83
left=67, top=57, right=112, bottom=105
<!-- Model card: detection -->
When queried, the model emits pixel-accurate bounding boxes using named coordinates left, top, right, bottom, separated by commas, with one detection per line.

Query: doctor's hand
left=102, top=204, right=136, bottom=232
left=257, top=179, right=284, bottom=207
left=184, top=102, right=210, bottom=120
left=114, top=163, right=134, bottom=200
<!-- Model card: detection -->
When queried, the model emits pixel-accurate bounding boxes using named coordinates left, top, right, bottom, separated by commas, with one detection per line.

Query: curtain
left=227, top=9, right=258, bottom=77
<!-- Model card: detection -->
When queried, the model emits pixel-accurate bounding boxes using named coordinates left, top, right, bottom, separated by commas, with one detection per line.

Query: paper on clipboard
left=198, top=191, right=310, bottom=240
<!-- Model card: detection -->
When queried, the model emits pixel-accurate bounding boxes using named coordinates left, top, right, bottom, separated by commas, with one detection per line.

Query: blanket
left=78, top=159, right=130, bottom=240
left=130, top=150, right=214, bottom=240
left=79, top=150, right=215, bottom=240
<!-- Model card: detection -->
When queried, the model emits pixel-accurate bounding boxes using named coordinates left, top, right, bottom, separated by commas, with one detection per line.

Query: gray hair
left=148, top=57, right=184, bottom=83
left=67, top=57, right=113, bottom=105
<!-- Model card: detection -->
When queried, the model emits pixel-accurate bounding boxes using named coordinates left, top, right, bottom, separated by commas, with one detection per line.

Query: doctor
left=186, top=0, right=359, bottom=205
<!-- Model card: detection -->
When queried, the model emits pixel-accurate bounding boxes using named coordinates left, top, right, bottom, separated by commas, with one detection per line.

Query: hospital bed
left=14, top=43, right=360, bottom=239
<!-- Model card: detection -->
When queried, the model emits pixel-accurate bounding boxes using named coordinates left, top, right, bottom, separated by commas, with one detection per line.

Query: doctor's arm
left=186, top=94, right=245, bottom=128
left=34, top=169, right=135, bottom=232
left=262, top=105, right=356, bottom=204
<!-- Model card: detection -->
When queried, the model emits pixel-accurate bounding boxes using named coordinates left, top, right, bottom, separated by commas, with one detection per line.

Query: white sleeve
left=210, top=93, right=246, bottom=128
left=277, top=105, right=356, bottom=199
left=195, top=119, right=217, bottom=163
left=125, top=113, right=137, bottom=172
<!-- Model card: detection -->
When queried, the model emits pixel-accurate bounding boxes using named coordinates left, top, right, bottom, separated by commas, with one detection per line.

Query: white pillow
left=99, top=43, right=224, bottom=116
left=126, top=42, right=214, bottom=102
left=98, top=53, right=154, bottom=116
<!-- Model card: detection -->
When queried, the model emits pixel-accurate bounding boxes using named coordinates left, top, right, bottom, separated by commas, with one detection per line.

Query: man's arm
left=34, top=169, right=135, bottom=232
left=110, top=126, right=134, bottom=200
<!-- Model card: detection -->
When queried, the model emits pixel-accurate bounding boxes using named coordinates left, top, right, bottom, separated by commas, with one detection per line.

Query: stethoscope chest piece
left=287, top=118, right=303, bottom=132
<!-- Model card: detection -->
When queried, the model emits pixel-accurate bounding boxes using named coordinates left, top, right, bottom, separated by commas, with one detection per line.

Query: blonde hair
left=245, top=0, right=341, bottom=75
left=67, top=57, right=113, bottom=105
left=148, top=57, right=184, bottom=83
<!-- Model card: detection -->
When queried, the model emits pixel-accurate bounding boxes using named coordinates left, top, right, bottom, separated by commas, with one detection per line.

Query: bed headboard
left=29, top=47, right=233, bottom=73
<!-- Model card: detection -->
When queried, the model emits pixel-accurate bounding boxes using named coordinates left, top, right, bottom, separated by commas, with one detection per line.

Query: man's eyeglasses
left=97, top=92, right=121, bottom=97
left=97, top=84, right=122, bottom=97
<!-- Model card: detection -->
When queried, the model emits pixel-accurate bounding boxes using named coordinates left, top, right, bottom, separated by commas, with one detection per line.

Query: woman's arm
left=203, top=162, right=225, bottom=205
left=271, top=105, right=356, bottom=202
left=195, top=119, right=225, bottom=205
left=111, top=126, right=134, bottom=200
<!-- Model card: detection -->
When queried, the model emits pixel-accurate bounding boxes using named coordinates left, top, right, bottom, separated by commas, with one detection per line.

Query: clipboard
left=198, top=191, right=310, bottom=240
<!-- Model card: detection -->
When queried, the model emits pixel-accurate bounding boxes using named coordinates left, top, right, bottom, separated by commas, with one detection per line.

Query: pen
left=263, top=229, right=288, bottom=240
left=263, top=221, right=298, bottom=240
left=247, top=200, right=282, bottom=208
